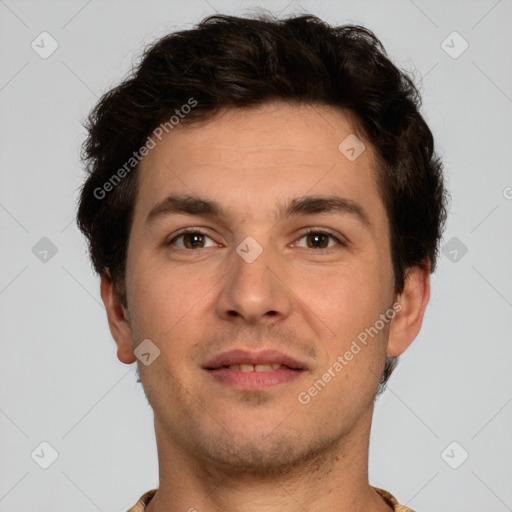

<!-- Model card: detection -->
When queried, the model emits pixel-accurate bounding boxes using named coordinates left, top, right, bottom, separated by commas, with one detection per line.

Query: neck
left=145, top=408, right=392, bottom=512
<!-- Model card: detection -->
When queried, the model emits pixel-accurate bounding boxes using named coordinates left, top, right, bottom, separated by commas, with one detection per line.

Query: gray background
left=1, top=0, right=511, bottom=511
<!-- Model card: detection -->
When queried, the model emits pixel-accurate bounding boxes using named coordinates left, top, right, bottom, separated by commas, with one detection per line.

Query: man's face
left=122, top=103, right=397, bottom=474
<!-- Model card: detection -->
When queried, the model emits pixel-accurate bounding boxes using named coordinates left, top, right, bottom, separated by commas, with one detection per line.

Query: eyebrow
left=146, top=194, right=372, bottom=230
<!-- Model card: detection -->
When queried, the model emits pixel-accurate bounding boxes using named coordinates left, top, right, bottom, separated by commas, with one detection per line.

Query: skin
left=101, top=102, right=430, bottom=512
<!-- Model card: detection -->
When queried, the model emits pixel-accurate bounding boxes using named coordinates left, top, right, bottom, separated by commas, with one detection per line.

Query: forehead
left=143, top=103, right=369, bottom=168
left=134, top=102, right=386, bottom=231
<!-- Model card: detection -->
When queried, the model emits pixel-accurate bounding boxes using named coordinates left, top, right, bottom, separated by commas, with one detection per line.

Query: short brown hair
left=77, top=13, right=448, bottom=391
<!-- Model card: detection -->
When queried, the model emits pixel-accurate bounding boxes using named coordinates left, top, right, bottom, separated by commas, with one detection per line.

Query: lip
left=202, top=349, right=307, bottom=370
left=205, top=366, right=303, bottom=391
left=203, top=349, right=307, bottom=392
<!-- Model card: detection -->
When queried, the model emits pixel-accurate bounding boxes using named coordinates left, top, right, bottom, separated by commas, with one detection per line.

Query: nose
left=214, top=239, right=293, bottom=326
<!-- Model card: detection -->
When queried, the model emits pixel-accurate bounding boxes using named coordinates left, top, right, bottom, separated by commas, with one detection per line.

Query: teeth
left=228, top=363, right=284, bottom=371
left=255, top=364, right=273, bottom=372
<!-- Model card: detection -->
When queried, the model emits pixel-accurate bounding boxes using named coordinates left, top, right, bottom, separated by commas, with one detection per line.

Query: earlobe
left=100, top=270, right=136, bottom=364
left=386, top=262, right=431, bottom=358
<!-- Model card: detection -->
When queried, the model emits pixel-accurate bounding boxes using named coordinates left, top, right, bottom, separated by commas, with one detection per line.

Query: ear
left=100, top=270, right=136, bottom=364
left=386, top=261, right=431, bottom=357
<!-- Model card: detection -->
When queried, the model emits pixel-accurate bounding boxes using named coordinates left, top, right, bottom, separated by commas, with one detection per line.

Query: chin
left=187, top=421, right=342, bottom=479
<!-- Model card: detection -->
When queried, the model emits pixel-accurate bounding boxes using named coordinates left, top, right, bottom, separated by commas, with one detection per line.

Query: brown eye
left=295, top=230, right=343, bottom=250
left=183, top=233, right=206, bottom=248
left=306, top=233, right=330, bottom=249
left=168, top=230, right=216, bottom=249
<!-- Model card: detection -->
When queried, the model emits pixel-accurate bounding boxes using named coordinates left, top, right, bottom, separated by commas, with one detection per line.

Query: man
left=77, top=13, right=447, bottom=512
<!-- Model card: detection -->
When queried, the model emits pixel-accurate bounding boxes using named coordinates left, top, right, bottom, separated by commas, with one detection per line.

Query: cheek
left=126, top=263, right=206, bottom=389
left=311, top=265, right=388, bottom=330
left=126, top=258, right=214, bottom=341
left=305, top=265, right=392, bottom=391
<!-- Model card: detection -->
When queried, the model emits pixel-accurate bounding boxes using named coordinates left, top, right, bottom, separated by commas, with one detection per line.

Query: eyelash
left=293, top=227, right=346, bottom=251
left=166, top=228, right=216, bottom=249
left=166, top=227, right=346, bottom=252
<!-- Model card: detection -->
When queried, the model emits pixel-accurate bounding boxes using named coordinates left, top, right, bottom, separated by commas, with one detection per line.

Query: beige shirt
left=126, top=487, right=415, bottom=511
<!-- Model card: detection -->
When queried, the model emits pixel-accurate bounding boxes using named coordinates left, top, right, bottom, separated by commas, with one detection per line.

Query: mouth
left=203, top=348, right=306, bottom=370
left=215, top=363, right=296, bottom=371
left=203, top=349, right=307, bottom=391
